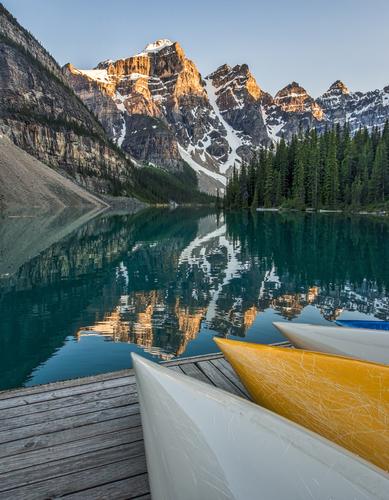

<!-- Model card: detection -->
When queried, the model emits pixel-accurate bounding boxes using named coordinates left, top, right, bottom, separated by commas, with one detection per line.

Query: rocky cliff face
left=66, top=38, right=389, bottom=191
left=0, top=4, right=135, bottom=195
left=205, top=64, right=271, bottom=165
left=274, top=81, right=323, bottom=119
left=263, top=82, right=324, bottom=142
left=317, top=80, right=389, bottom=133
left=64, top=40, right=231, bottom=192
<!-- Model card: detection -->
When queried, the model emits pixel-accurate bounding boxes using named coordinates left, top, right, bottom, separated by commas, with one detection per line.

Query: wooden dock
left=0, top=343, right=290, bottom=499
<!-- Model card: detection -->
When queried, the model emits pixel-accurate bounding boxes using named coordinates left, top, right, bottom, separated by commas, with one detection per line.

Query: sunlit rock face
left=64, top=41, right=230, bottom=191
left=258, top=82, right=323, bottom=142
left=274, top=81, right=324, bottom=119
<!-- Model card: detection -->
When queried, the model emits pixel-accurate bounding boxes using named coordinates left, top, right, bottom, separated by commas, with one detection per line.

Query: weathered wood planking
left=179, top=361, right=211, bottom=384
left=0, top=343, right=291, bottom=499
left=0, top=441, right=144, bottom=493
left=210, top=357, right=251, bottom=398
left=0, top=375, right=136, bottom=410
left=1, top=390, right=138, bottom=430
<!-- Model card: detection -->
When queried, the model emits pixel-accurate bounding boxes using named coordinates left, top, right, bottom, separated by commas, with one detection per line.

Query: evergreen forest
left=224, top=123, right=389, bottom=210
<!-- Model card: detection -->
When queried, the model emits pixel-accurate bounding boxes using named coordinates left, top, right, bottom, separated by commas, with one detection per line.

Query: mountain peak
left=276, top=82, right=307, bottom=98
left=207, top=64, right=231, bottom=80
left=274, top=82, right=323, bottom=120
left=144, top=39, right=174, bottom=51
left=318, top=81, right=350, bottom=103
left=327, top=80, right=350, bottom=95
left=207, top=63, right=263, bottom=101
left=136, top=39, right=175, bottom=56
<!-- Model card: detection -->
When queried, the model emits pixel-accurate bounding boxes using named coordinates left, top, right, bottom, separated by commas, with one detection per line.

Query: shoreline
left=248, top=207, right=388, bottom=217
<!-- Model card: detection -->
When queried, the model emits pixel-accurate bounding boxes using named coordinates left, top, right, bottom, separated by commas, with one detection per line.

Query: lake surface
left=1, top=208, right=388, bottom=390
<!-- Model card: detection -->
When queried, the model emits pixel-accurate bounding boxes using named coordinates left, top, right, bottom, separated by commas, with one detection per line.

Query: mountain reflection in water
left=0, top=208, right=388, bottom=390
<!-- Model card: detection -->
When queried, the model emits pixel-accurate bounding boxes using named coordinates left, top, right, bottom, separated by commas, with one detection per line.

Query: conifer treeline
left=224, top=123, right=389, bottom=210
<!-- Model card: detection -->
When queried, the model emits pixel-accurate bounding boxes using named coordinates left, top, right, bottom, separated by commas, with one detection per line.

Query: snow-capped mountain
left=317, top=80, right=389, bottom=133
left=64, top=40, right=228, bottom=193
left=64, top=39, right=389, bottom=193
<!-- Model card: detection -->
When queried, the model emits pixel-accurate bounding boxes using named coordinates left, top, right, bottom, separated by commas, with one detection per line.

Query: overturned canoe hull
left=215, top=338, right=389, bottom=472
left=132, top=353, right=389, bottom=500
left=273, top=321, right=389, bottom=364
left=336, top=319, right=389, bottom=331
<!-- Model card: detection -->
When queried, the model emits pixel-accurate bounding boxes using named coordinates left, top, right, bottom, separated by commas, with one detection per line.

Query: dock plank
left=179, top=362, right=213, bottom=384
left=163, top=352, right=224, bottom=366
left=0, top=375, right=135, bottom=410
left=196, top=360, right=247, bottom=398
left=167, top=365, right=183, bottom=374
left=0, top=384, right=137, bottom=420
left=0, top=416, right=142, bottom=469
left=0, top=369, right=134, bottom=401
left=210, top=358, right=250, bottom=398
left=64, top=473, right=150, bottom=500
left=0, top=441, right=145, bottom=493
left=0, top=403, right=140, bottom=445
left=0, top=425, right=143, bottom=476
left=0, top=456, right=148, bottom=500
left=1, top=392, right=138, bottom=431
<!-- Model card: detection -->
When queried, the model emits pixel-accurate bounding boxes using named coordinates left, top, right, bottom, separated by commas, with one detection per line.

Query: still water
left=1, top=208, right=388, bottom=390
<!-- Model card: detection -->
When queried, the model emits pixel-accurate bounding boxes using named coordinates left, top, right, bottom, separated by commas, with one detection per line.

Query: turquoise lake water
left=0, top=208, right=388, bottom=390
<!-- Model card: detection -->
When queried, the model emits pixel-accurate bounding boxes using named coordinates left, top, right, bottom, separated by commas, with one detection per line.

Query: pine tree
left=263, top=152, right=274, bottom=207
left=340, top=125, right=351, bottom=204
left=273, top=137, right=288, bottom=199
left=251, top=181, right=259, bottom=210
left=239, top=163, right=249, bottom=208
left=370, top=139, right=388, bottom=203
left=307, top=129, right=320, bottom=209
left=323, top=131, right=339, bottom=208
left=351, top=177, right=363, bottom=207
left=292, top=141, right=306, bottom=207
left=247, top=157, right=257, bottom=206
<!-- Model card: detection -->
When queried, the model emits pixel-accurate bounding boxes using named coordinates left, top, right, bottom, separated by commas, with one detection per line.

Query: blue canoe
left=335, top=319, right=389, bottom=331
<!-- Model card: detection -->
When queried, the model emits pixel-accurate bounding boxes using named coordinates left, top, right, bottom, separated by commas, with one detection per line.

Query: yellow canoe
left=215, top=338, right=389, bottom=472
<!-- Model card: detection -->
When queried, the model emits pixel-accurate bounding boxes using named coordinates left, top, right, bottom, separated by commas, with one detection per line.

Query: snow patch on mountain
left=205, top=78, right=243, bottom=174
left=261, top=105, right=284, bottom=143
left=136, top=39, right=174, bottom=56
left=78, top=69, right=112, bottom=84
left=114, top=92, right=126, bottom=112
left=178, top=144, right=227, bottom=185
left=117, top=116, right=126, bottom=147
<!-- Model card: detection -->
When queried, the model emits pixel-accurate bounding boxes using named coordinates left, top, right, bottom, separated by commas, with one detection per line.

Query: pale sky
left=3, top=0, right=389, bottom=97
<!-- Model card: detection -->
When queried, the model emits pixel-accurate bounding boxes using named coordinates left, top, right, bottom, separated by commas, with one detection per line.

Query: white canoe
left=132, top=354, right=389, bottom=500
left=274, top=321, right=389, bottom=364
